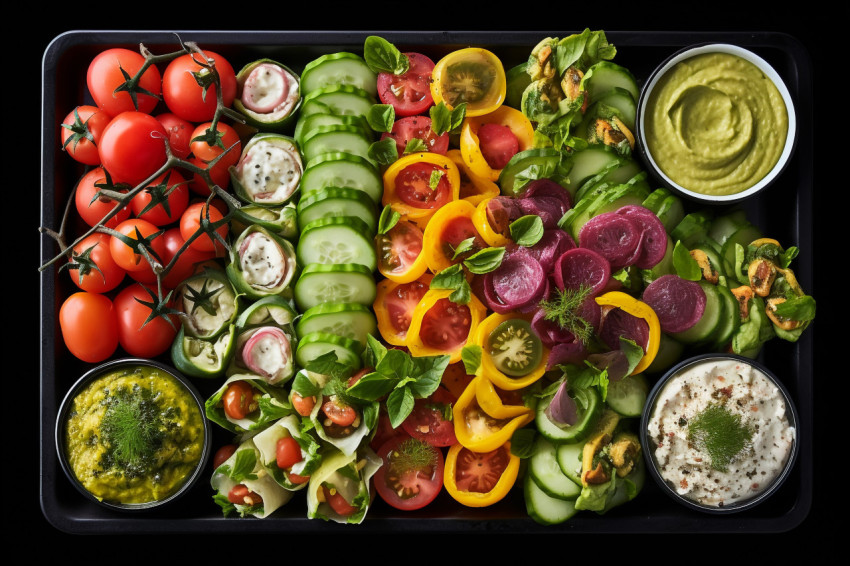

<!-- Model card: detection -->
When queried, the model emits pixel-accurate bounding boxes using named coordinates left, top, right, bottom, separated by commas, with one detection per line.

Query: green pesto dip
left=644, top=52, right=788, bottom=196
left=64, top=365, right=205, bottom=505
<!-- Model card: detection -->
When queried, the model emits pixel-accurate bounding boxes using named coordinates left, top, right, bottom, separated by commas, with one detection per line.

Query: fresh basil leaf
left=428, top=168, right=444, bottom=189
left=291, top=371, right=321, bottom=397
left=366, top=104, right=395, bottom=133
left=405, top=138, right=428, bottom=155
left=368, top=138, right=398, bottom=166
left=780, top=246, right=799, bottom=269
left=510, top=215, right=544, bottom=247
left=361, top=401, right=380, bottom=431
left=430, top=102, right=452, bottom=136
left=377, top=205, right=401, bottom=235
left=386, top=386, right=416, bottom=428
left=569, top=363, right=609, bottom=401
left=461, top=344, right=482, bottom=375
left=346, top=371, right=396, bottom=401
left=510, top=428, right=537, bottom=459
left=463, top=247, right=505, bottom=275
left=375, top=348, right=414, bottom=382
left=449, top=279, right=472, bottom=305
left=449, top=103, right=467, bottom=133
left=363, top=36, right=409, bottom=75
left=772, top=295, right=816, bottom=322
left=365, top=334, right=388, bottom=368
left=212, top=493, right=237, bottom=517
left=408, top=354, right=450, bottom=398
left=305, top=350, right=353, bottom=380
left=228, top=449, right=258, bottom=483
left=618, top=337, right=644, bottom=376
left=430, top=263, right=465, bottom=290
left=673, top=240, right=702, bottom=281
left=451, top=237, right=476, bottom=260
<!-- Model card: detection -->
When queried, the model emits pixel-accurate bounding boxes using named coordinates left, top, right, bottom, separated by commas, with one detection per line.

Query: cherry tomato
left=227, top=484, right=262, bottom=506
left=477, top=123, right=519, bottom=170
left=381, top=116, right=449, bottom=157
left=321, top=485, right=358, bottom=516
left=162, top=51, right=237, bottom=123
left=187, top=155, right=232, bottom=196
left=59, top=292, right=119, bottom=363
left=394, top=161, right=452, bottom=210
left=74, top=167, right=131, bottom=229
left=401, top=386, right=457, bottom=447
left=347, top=367, right=372, bottom=388
left=61, top=105, right=111, bottom=166
left=212, top=444, right=237, bottom=469
left=275, top=437, right=303, bottom=470
left=98, top=111, right=168, bottom=185
left=370, top=406, right=405, bottom=451
left=419, top=298, right=473, bottom=352
left=377, top=52, right=436, bottom=117
left=189, top=122, right=242, bottom=169
left=159, top=227, right=217, bottom=289
left=374, top=435, right=444, bottom=511
left=130, top=169, right=190, bottom=227
left=376, top=219, right=425, bottom=282
left=321, top=397, right=357, bottom=427
left=291, top=392, right=317, bottom=417
left=179, top=202, right=229, bottom=253
left=288, top=473, right=310, bottom=484
left=87, top=48, right=162, bottom=116
left=156, top=113, right=193, bottom=160
left=113, top=282, right=178, bottom=358
left=222, top=380, right=257, bottom=420
left=109, top=218, right=167, bottom=274
left=440, top=362, right=475, bottom=400
left=68, top=233, right=125, bottom=293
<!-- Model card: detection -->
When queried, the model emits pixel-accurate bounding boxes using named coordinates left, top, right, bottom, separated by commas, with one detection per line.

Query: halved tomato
left=374, top=273, right=433, bottom=346
left=376, top=218, right=427, bottom=283
left=422, top=199, right=486, bottom=273
left=381, top=116, right=449, bottom=157
left=382, top=153, right=460, bottom=226
left=406, top=289, right=486, bottom=363
left=444, top=441, right=520, bottom=508
left=377, top=52, right=436, bottom=117
left=374, top=435, right=445, bottom=511
left=401, top=385, right=457, bottom=447
left=430, top=48, right=506, bottom=117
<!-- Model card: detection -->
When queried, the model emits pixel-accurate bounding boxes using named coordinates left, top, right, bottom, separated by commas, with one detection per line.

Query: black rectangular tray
left=40, top=30, right=814, bottom=535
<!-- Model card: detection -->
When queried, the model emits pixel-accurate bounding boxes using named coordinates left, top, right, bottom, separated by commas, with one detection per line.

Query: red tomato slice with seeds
left=382, top=116, right=449, bottom=157
left=376, top=52, right=436, bottom=117
left=374, top=435, right=445, bottom=511
left=401, top=386, right=457, bottom=447
left=418, top=298, right=472, bottom=352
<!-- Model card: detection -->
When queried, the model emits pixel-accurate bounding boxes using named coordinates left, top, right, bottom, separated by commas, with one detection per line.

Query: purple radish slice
left=616, top=205, right=668, bottom=269
left=578, top=212, right=642, bottom=270
left=546, top=341, right=589, bottom=370
left=520, top=178, right=572, bottom=211
left=553, top=247, right=611, bottom=296
left=642, top=274, right=707, bottom=333
left=598, top=307, right=650, bottom=352
left=516, top=196, right=564, bottom=228
left=526, top=229, right=576, bottom=274
left=489, top=246, right=546, bottom=311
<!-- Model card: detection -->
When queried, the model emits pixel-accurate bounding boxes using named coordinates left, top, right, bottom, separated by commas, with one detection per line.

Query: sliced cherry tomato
left=444, top=442, right=520, bottom=507
left=322, top=485, right=358, bottom=516
left=374, top=435, right=445, bottom=511
left=98, top=111, right=168, bottom=186
left=477, top=123, right=519, bottom=170
left=376, top=218, right=427, bottom=283
left=222, top=380, right=257, bottom=420
left=162, top=51, right=237, bottom=123
left=159, top=227, right=218, bottom=289
left=74, top=167, right=131, bottom=229
left=381, top=116, right=449, bottom=157
left=289, top=473, right=310, bottom=484
left=376, top=52, right=435, bottom=117
left=189, top=121, right=242, bottom=169
left=228, top=484, right=262, bottom=506
left=422, top=199, right=485, bottom=273
left=374, top=274, right=432, bottom=346
left=61, top=105, right=111, bottom=166
left=68, top=233, right=125, bottom=293
left=179, top=202, right=229, bottom=254
left=155, top=113, right=193, bottom=160
left=212, top=444, right=237, bottom=469
left=275, top=436, right=303, bottom=470
left=109, top=218, right=167, bottom=274
left=420, top=298, right=472, bottom=352
left=370, top=406, right=405, bottom=451
left=59, top=291, right=119, bottom=363
left=87, top=48, right=162, bottom=116
left=113, top=282, right=178, bottom=358
left=321, top=397, right=357, bottom=427
left=130, top=169, right=190, bottom=227
left=393, top=161, right=453, bottom=210
left=291, top=392, right=317, bottom=417
left=441, top=362, right=475, bottom=400
left=401, top=386, right=457, bottom=447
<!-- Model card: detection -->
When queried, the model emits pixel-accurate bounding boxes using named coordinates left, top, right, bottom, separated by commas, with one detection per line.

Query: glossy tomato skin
left=162, top=52, right=236, bottom=123
left=60, top=292, right=119, bottom=363
left=180, top=202, right=229, bottom=253
left=401, top=386, right=457, bottom=447
left=212, top=444, right=237, bottom=469
left=377, top=53, right=436, bottom=117
left=223, top=381, right=256, bottom=420
left=87, top=48, right=162, bottom=116
left=187, top=155, right=232, bottom=195
left=61, top=105, right=111, bottom=166
left=190, top=122, right=242, bottom=168
left=382, top=276, right=432, bottom=341
left=160, top=227, right=217, bottom=289
left=381, top=116, right=449, bottom=157
left=130, top=169, right=190, bottom=226
left=113, top=282, right=178, bottom=358
left=322, top=485, right=358, bottom=516
left=98, top=112, right=169, bottom=186
left=275, top=437, right=302, bottom=470
left=394, top=161, right=453, bottom=210
left=74, top=167, right=131, bottom=229
left=156, top=113, right=193, bottom=159
left=377, top=219, right=425, bottom=282
left=374, top=435, right=445, bottom=511
left=477, top=123, right=520, bottom=170
left=419, top=298, right=472, bottom=352
left=68, top=233, right=125, bottom=293
left=109, top=218, right=167, bottom=274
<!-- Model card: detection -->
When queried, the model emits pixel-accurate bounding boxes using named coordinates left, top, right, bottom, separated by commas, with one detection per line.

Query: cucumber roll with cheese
left=226, top=225, right=299, bottom=301
left=234, top=59, right=301, bottom=132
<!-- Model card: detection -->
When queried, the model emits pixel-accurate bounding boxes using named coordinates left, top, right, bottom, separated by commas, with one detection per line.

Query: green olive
left=487, top=319, right=542, bottom=377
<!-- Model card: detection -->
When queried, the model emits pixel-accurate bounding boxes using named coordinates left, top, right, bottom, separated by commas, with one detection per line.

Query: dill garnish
left=389, top=438, right=440, bottom=474
left=100, top=388, right=165, bottom=479
left=687, top=405, right=753, bottom=472
left=538, top=285, right=594, bottom=344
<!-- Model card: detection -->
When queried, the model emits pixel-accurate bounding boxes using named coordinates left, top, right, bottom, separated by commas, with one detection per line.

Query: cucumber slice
left=295, top=111, right=371, bottom=147
left=535, top=387, right=601, bottom=444
left=606, top=374, right=648, bottom=418
left=720, top=224, right=764, bottom=284
left=300, top=124, right=375, bottom=165
left=564, top=145, right=622, bottom=190
left=300, top=52, right=378, bottom=97
left=296, top=187, right=378, bottom=233
left=295, top=302, right=377, bottom=348
left=693, top=242, right=727, bottom=279
left=295, top=332, right=363, bottom=369
left=498, top=148, right=563, bottom=197
left=297, top=216, right=377, bottom=270
left=505, top=62, right=531, bottom=109
left=300, top=84, right=376, bottom=119
left=301, top=152, right=383, bottom=204
left=708, top=210, right=750, bottom=247
left=581, top=61, right=640, bottom=103
left=293, top=263, right=377, bottom=311
left=529, top=436, right=581, bottom=500
left=555, top=441, right=583, bottom=486
left=710, top=284, right=742, bottom=349
left=644, top=333, right=684, bottom=374
left=670, top=280, right=723, bottom=345
left=641, top=187, right=672, bottom=214
left=671, top=211, right=714, bottom=249
left=524, top=473, right=578, bottom=526
left=594, top=86, right=637, bottom=131
left=654, top=194, right=686, bottom=233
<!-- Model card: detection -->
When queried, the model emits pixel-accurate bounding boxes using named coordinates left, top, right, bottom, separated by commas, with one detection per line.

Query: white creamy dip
left=647, top=358, right=795, bottom=508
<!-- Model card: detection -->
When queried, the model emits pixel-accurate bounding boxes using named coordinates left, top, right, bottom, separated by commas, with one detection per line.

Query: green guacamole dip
left=644, top=52, right=788, bottom=196
left=64, top=365, right=205, bottom=505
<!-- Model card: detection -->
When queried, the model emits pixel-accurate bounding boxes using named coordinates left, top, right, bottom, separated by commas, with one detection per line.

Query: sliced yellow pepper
left=460, top=105, right=535, bottom=182
left=447, top=149, right=500, bottom=206
left=474, top=312, right=549, bottom=391
left=453, top=375, right=533, bottom=453
left=594, top=291, right=661, bottom=375
left=382, top=152, right=461, bottom=227
left=375, top=215, right=429, bottom=284
left=406, top=288, right=486, bottom=363
left=472, top=197, right=511, bottom=247
left=444, top=441, right=520, bottom=507
left=422, top=199, right=482, bottom=274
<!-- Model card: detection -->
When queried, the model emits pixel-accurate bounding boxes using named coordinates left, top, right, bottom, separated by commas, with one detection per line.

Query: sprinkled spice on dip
left=63, top=365, right=205, bottom=505
left=646, top=358, right=794, bottom=508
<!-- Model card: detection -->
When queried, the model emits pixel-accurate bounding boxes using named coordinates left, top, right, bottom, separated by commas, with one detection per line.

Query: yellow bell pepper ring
left=474, top=312, right=549, bottom=391
left=406, top=288, right=486, bottom=364
left=444, top=441, right=520, bottom=508
left=430, top=48, right=506, bottom=118
left=473, top=374, right=533, bottom=421
left=375, top=215, right=429, bottom=284
left=453, top=375, right=532, bottom=452
left=382, top=152, right=461, bottom=225
left=422, top=199, right=483, bottom=274
left=374, top=273, right=433, bottom=347
left=472, top=197, right=511, bottom=248
left=594, top=291, right=661, bottom=375
left=446, top=149, right=500, bottom=207
left=459, top=106, right=535, bottom=182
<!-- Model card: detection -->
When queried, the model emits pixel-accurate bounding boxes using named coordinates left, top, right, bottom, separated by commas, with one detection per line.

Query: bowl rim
left=639, top=353, right=799, bottom=514
left=54, top=357, right=212, bottom=512
left=636, top=42, right=798, bottom=204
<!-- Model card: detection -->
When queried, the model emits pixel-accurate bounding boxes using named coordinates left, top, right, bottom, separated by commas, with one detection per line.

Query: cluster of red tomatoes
left=58, top=46, right=239, bottom=363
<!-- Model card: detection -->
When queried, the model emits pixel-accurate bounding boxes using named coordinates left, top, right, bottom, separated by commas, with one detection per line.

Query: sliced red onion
left=242, top=326, right=292, bottom=384
left=544, top=380, right=578, bottom=425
